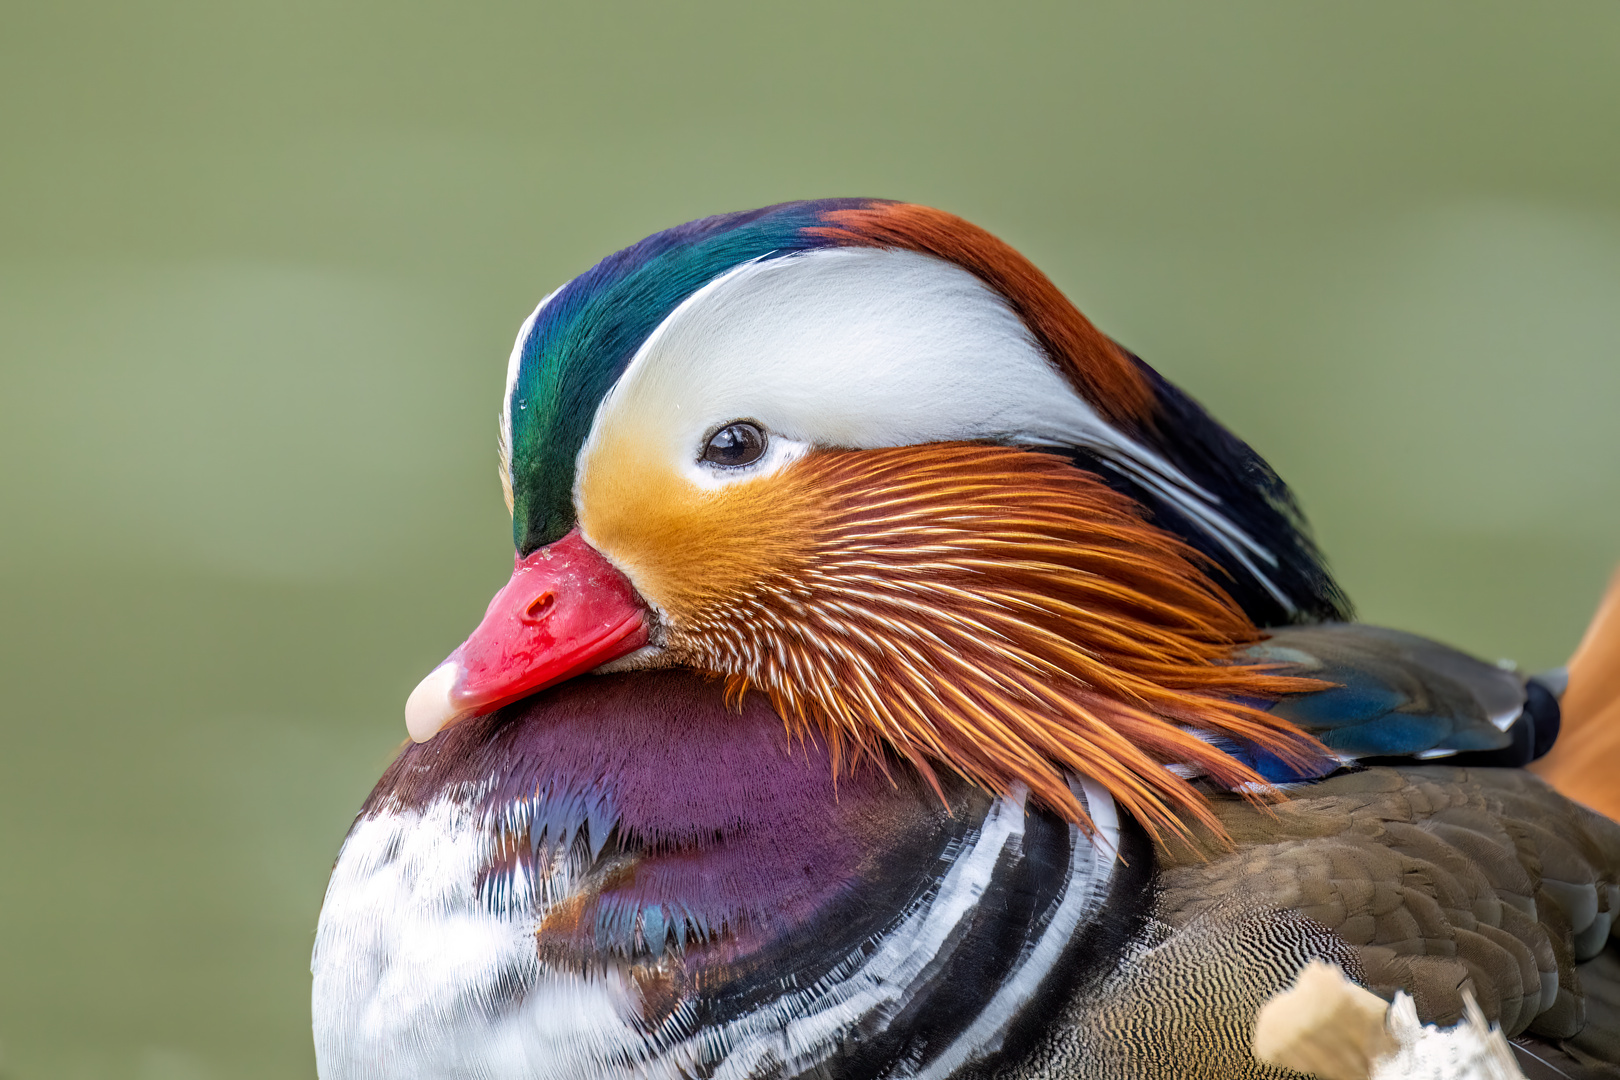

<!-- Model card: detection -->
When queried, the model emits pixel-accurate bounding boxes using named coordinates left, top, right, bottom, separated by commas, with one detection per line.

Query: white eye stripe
left=571, top=245, right=1290, bottom=606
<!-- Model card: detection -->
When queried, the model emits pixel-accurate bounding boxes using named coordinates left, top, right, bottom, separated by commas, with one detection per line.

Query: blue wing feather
left=1218, top=623, right=1562, bottom=784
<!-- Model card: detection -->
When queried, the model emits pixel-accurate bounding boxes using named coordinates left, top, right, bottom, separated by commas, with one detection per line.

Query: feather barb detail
left=656, top=445, right=1329, bottom=843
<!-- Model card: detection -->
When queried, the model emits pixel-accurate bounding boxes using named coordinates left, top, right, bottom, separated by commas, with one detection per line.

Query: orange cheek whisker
left=643, top=444, right=1328, bottom=841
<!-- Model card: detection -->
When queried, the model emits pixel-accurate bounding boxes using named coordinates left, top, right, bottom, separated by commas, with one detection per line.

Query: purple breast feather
left=363, top=670, right=962, bottom=963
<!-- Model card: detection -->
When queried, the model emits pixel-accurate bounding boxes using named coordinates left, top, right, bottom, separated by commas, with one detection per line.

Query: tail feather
left=1530, top=567, right=1620, bottom=820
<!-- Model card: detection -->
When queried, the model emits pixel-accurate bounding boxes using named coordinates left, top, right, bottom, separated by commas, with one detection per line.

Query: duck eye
left=701, top=422, right=767, bottom=468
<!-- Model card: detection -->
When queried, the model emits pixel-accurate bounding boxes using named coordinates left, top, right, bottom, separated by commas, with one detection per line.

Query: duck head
left=403, top=199, right=1344, bottom=839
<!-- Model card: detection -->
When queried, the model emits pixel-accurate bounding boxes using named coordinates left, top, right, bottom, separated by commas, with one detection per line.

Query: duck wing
left=995, top=766, right=1620, bottom=1079
left=1223, top=623, right=1564, bottom=782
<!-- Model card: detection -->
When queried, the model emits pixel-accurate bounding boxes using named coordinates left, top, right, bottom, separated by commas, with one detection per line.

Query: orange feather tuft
left=657, top=444, right=1328, bottom=843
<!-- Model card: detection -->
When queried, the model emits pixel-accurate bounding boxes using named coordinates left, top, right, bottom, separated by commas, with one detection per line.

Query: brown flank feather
left=656, top=444, right=1327, bottom=843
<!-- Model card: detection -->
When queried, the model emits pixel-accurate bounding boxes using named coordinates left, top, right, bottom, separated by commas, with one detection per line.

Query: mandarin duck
left=311, top=200, right=1620, bottom=1079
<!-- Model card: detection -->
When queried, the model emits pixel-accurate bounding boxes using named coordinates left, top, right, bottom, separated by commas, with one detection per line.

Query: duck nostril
left=523, top=593, right=556, bottom=621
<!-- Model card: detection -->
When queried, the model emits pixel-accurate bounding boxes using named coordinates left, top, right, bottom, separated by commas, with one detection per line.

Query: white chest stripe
left=907, top=777, right=1120, bottom=1079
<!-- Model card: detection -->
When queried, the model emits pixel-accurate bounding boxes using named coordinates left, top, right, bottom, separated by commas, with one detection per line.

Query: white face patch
left=573, top=246, right=1290, bottom=608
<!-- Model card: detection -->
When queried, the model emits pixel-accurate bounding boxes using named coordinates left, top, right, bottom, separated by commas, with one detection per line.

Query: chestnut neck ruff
left=647, top=444, right=1325, bottom=843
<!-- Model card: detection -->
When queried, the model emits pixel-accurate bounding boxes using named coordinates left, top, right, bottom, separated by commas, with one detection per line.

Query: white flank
left=1255, top=961, right=1527, bottom=1080
left=1373, top=991, right=1527, bottom=1080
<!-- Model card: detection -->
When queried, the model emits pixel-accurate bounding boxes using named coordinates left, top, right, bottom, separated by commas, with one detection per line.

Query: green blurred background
left=1, top=1, right=1617, bottom=1075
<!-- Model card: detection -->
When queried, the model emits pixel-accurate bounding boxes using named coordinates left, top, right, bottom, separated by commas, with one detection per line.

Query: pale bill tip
left=405, top=662, right=461, bottom=743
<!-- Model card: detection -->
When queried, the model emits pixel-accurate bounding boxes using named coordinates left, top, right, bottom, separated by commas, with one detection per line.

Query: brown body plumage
left=997, top=765, right=1620, bottom=1079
